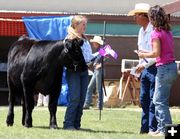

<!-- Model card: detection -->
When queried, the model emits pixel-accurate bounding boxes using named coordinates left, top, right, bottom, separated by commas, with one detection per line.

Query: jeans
left=140, top=65, right=157, bottom=132
left=153, top=62, right=178, bottom=133
left=84, top=68, right=103, bottom=109
left=63, top=69, right=88, bottom=129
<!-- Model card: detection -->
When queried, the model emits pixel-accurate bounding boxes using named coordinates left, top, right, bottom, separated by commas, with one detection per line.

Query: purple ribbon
left=99, top=45, right=118, bottom=59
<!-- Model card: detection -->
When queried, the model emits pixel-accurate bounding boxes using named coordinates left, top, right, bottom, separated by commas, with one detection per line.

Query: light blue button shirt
left=81, top=39, right=94, bottom=63
left=138, top=23, right=156, bottom=68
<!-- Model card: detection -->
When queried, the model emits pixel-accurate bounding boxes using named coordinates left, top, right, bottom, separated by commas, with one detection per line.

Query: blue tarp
left=57, top=68, right=69, bottom=106
left=22, top=16, right=72, bottom=40
left=22, top=16, right=72, bottom=106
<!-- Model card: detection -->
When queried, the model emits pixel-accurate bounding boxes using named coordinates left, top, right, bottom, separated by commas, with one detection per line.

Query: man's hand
left=135, top=64, right=145, bottom=74
left=94, top=63, right=102, bottom=70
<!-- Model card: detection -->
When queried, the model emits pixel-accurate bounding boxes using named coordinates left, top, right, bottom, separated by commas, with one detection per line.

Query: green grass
left=0, top=106, right=180, bottom=139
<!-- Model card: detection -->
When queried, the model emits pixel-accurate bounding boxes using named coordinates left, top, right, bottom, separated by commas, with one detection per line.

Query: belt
left=148, top=63, right=156, bottom=68
left=157, top=60, right=175, bottom=67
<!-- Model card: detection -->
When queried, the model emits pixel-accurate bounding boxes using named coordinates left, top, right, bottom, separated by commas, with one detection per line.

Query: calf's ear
left=64, top=39, right=72, bottom=49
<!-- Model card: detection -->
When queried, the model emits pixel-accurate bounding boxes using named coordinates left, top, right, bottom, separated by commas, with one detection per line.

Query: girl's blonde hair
left=67, top=15, right=88, bottom=39
left=71, top=15, right=87, bottom=29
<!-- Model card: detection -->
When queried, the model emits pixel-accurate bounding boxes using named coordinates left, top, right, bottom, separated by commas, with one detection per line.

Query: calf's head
left=63, top=38, right=87, bottom=71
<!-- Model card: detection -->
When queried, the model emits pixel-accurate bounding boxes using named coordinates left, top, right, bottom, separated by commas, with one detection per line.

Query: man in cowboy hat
left=128, top=3, right=157, bottom=135
left=83, top=36, right=104, bottom=110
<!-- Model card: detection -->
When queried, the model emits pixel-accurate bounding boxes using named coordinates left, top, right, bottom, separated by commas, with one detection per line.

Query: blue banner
left=22, top=16, right=72, bottom=40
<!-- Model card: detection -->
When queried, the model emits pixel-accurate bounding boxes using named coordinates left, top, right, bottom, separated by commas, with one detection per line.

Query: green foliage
left=0, top=106, right=179, bottom=139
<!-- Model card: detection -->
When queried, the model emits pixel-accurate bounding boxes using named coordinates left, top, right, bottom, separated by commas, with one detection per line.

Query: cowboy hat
left=128, top=3, right=150, bottom=16
left=90, top=36, right=104, bottom=45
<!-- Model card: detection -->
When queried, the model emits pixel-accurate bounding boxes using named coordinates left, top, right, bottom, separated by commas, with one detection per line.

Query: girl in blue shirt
left=63, top=15, right=93, bottom=130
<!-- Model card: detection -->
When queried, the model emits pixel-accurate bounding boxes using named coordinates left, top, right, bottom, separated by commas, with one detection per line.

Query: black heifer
left=6, top=36, right=87, bottom=129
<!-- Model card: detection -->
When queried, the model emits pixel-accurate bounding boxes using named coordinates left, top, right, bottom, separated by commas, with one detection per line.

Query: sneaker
left=152, top=132, right=165, bottom=137
left=139, top=131, right=148, bottom=134
left=148, top=131, right=158, bottom=136
left=75, top=127, right=81, bottom=130
left=63, top=126, right=77, bottom=130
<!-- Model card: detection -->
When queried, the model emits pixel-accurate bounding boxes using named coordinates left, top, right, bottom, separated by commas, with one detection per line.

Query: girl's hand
left=138, top=52, right=145, bottom=59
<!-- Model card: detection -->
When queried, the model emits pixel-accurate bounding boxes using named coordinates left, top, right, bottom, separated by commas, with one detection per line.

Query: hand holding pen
left=134, top=50, right=148, bottom=63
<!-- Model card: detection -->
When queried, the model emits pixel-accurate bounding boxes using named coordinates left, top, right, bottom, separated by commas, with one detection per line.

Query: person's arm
left=138, top=38, right=161, bottom=58
left=142, top=58, right=156, bottom=68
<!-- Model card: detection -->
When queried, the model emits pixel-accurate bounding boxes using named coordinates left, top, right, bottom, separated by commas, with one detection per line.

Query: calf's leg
left=48, top=69, right=63, bottom=129
left=48, top=91, right=60, bottom=129
left=6, top=78, right=16, bottom=126
left=23, top=87, right=35, bottom=128
left=21, top=75, right=35, bottom=128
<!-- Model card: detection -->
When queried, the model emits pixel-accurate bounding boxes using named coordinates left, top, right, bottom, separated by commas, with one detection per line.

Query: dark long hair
left=148, top=5, right=171, bottom=31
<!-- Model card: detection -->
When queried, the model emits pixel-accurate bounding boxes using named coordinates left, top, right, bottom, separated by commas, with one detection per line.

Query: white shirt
left=138, top=23, right=156, bottom=68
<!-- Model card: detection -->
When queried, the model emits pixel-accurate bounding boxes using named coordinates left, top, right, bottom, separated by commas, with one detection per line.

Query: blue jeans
left=63, top=69, right=88, bottom=129
left=84, top=68, right=103, bottom=109
left=153, top=62, right=178, bottom=133
left=140, top=65, right=157, bottom=132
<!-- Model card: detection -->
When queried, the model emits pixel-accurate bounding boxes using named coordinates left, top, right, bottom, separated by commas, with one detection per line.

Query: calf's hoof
left=6, top=122, right=13, bottom=126
left=24, top=124, right=32, bottom=128
left=24, top=122, right=32, bottom=128
left=50, top=124, right=58, bottom=129
left=6, top=115, right=14, bottom=126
